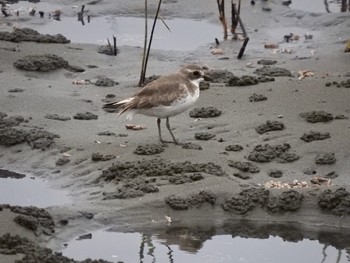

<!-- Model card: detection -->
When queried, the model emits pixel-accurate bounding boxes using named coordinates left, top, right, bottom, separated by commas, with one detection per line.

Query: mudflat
left=0, top=0, right=350, bottom=262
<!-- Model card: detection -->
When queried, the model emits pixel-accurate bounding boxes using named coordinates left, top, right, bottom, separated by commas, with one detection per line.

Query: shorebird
left=103, top=64, right=205, bottom=144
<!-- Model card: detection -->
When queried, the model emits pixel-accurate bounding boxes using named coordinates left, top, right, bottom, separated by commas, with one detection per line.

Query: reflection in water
left=62, top=220, right=350, bottom=263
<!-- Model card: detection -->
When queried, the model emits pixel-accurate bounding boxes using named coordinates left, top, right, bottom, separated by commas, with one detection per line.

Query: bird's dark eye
left=193, top=70, right=200, bottom=76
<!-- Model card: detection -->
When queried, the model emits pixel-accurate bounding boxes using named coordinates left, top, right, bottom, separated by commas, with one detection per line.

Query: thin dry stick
left=217, top=0, right=228, bottom=39
left=139, top=0, right=148, bottom=86
left=142, top=0, right=162, bottom=85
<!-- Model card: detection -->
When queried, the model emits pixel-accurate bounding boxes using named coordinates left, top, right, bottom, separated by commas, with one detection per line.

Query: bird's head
left=179, top=64, right=207, bottom=82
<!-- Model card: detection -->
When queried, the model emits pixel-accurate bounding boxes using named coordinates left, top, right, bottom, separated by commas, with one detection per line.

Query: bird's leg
left=157, top=118, right=166, bottom=144
left=166, top=117, right=180, bottom=145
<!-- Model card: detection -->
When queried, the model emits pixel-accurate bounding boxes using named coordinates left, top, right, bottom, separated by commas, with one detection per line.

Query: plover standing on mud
left=103, top=64, right=205, bottom=144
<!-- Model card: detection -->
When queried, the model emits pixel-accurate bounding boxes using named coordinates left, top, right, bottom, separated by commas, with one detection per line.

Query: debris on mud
left=189, top=107, right=222, bottom=118
left=300, top=131, right=330, bottom=142
left=255, top=120, right=286, bottom=134
left=299, top=111, right=333, bottom=123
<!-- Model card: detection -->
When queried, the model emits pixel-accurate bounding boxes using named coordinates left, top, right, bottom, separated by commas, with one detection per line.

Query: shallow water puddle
left=37, top=16, right=220, bottom=51
left=61, top=229, right=349, bottom=263
left=0, top=169, right=70, bottom=207
left=289, top=0, right=348, bottom=13
left=7, top=1, right=220, bottom=50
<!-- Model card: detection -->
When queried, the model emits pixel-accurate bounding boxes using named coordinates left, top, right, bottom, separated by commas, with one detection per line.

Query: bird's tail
left=102, top=97, right=136, bottom=120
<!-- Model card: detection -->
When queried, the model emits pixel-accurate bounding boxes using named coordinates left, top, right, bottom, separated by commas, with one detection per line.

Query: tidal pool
left=61, top=228, right=350, bottom=263
left=0, top=169, right=70, bottom=207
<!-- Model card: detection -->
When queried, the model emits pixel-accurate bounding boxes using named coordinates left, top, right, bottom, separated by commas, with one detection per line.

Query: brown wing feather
left=134, top=74, right=189, bottom=108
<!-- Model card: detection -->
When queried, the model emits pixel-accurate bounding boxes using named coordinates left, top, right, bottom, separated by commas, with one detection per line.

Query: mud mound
left=248, top=143, right=299, bottom=163
left=45, top=114, right=71, bottom=121
left=1, top=205, right=55, bottom=236
left=103, top=178, right=159, bottom=199
left=257, top=59, right=277, bottom=65
left=169, top=173, right=204, bottom=184
left=228, top=160, right=260, bottom=173
left=225, top=144, right=243, bottom=152
left=73, top=112, right=98, bottom=120
left=194, top=132, right=216, bottom=141
left=315, top=152, right=336, bottom=165
left=95, top=77, right=118, bottom=87
left=91, top=152, right=116, bottom=161
left=189, top=107, right=222, bottom=118
left=100, top=158, right=226, bottom=185
left=255, top=120, right=286, bottom=134
left=318, top=187, right=350, bottom=216
left=222, top=188, right=269, bottom=215
left=300, top=131, right=330, bottom=142
left=0, top=127, right=59, bottom=149
left=14, top=54, right=68, bottom=72
left=266, top=190, right=304, bottom=213
left=133, top=144, right=164, bottom=155
left=0, top=28, right=70, bottom=43
left=249, top=93, right=268, bottom=102
left=299, top=111, right=334, bottom=123
left=0, top=233, right=112, bottom=263
left=325, top=79, right=350, bottom=88
left=203, top=69, right=234, bottom=83
left=165, top=190, right=216, bottom=210
left=254, top=66, right=293, bottom=77
left=99, top=159, right=226, bottom=199
left=226, top=75, right=274, bottom=86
